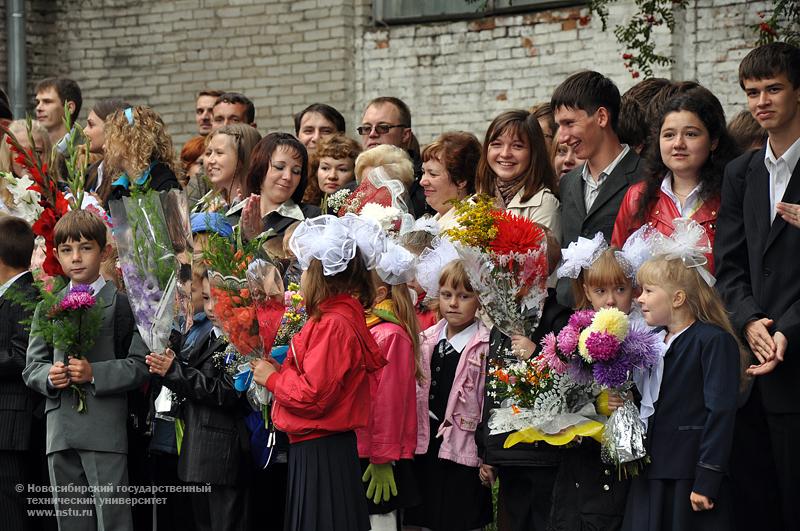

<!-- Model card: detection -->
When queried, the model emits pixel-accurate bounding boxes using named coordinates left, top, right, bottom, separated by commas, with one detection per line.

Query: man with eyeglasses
left=358, top=96, right=429, bottom=217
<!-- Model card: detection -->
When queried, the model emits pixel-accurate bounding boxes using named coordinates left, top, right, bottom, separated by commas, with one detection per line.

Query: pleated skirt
left=285, top=431, right=370, bottom=531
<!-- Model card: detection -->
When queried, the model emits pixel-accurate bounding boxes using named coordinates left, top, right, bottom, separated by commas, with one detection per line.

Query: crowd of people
left=0, top=39, right=798, bottom=531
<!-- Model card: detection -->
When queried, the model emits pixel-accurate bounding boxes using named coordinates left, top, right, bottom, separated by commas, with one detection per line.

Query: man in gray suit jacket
left=23, top=210, right=148, bottom=531
left=550, top=71, right=643, bottom=307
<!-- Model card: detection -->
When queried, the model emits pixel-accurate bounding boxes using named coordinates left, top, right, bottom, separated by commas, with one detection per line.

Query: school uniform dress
left=265, top=295, right=386, bottom=531
left=476, top=290, right=572, bottom=531
left=622, top=321, right=739, bottom=531
left=404, top=320, right=493, bottom=531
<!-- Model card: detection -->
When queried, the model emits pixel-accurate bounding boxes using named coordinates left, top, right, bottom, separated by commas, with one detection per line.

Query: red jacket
left=611, top=181, right=720, bottom=273
left=356, top=321, right=418, bottom=463
left=266, top=295, right=386, bottom=443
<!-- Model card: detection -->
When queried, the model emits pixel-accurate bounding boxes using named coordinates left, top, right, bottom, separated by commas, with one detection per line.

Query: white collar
left=0, top=271, right=28, bottom=299
left=437, top=320, right=478, bottom=353
left=265, top=200, right=305, bottom=222
left=582, top=144, right=630, bottom=183
left=660, top=172, right=703, bottom=201
left=765, top=135, right=800, bottom=171
left=212, top=326, right=224, bottom=339
left=70, top=276, right=107, bottom=296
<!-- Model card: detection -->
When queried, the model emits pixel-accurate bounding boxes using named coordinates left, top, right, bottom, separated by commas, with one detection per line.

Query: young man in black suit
left=550, top=71, right=643, bottom=307
left=715, top=42, right=800, bottom=531
left=0, top=217, right=38, bottom=531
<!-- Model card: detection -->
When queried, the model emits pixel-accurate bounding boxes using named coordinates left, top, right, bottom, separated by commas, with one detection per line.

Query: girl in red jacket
left=251, top=215, right=387, bottom=531
left=611, top=86, right=740, bottom=273
left=356, top=241, right=422, bottom=530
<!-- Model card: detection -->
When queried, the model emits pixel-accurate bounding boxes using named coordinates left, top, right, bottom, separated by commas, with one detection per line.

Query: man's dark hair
left=623, top=78, right=671, bottom=108
left=739, top=41, right=800, bottom=89
left=35, top=77, right=83, bottom=120
left=0, top=88, right=12, bottom=120
left=617, top=94, right=649, bottom=149
left=214, top=92, right=255, bottom=124
left=364, top=96, right=412, bottom=128
left=293, top=103, right=346, bottom=135
left=728, top=110, right=767, bottom=152
left=0, top=216, right=34, bottom=269
left=550, top=71, right=621, bottom=132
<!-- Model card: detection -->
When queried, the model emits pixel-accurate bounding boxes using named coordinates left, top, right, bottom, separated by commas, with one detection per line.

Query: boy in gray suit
left=23, top=210, right=148, bottom=531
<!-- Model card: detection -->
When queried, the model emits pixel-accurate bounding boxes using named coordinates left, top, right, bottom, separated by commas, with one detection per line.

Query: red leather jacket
left=611, top=181, right=720, bottom=273
left=266, top=295, right=386, bottom=443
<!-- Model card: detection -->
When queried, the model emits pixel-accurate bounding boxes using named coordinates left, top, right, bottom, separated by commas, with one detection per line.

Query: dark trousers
left=0, top=451, right=26, bottom=531
left=730, top=384, right=791, bottom=531
left=497, top=465, right=558, bottom=531
left=191, top=483, right=250, bottom=531
left=766, top=412, right=800, bottom=531
left=148, top=452, right=194, bottom=531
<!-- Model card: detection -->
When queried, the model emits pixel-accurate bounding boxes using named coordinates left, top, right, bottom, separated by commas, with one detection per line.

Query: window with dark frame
left=373, top=0, right=578, bottom=25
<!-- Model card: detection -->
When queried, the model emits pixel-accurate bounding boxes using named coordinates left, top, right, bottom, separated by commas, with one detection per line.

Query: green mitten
left=361, top=463, right=398, bottom=504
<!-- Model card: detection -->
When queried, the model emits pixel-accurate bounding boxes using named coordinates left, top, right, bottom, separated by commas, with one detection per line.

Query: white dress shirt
left=0, top=271, right=28, bottom=299
left=764, top=136, right=800, bottom=222
left=437, top=320, right=478, bottom=353
left=660, top=173, right=703, bottom=218
left=581, top=144, right=630, bottom=211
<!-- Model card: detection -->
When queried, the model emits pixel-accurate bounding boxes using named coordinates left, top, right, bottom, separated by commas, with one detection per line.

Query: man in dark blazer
left=715, top=42, right=800, bottom=531
left=0, top=217, right=38, bottom=531
left=551, top=71, right=643, bottom=307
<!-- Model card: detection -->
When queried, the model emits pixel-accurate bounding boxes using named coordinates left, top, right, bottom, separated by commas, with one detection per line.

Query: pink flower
left=59, top=286, right=97, bottom=311
left=584, top=331, right=620, bottom=362
left=568, top=309, right=595, bottom=330
left=541, top=333, right=568, bottom=373
left=557, top=325, right=580, bottom=354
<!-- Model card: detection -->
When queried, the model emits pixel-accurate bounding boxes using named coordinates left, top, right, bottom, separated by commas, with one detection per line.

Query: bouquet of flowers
left=444, top=194, right=550, bottom=336
left=540, top=307, right=662, bottom=475
left=109, top=190, right=180, bottom=353
left=1, top=120, right=70, bottom=276
left=337, top=168, right=413, bottom=234
left=325, top=188, right=351, bottom=213
left=35, top=283, right=103, bottom=413
left=487, top=349, right=603, bottom=448
left=271, top=282, right=307, bottom=363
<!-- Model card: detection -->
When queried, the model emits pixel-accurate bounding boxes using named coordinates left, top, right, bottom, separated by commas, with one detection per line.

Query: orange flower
left=511, top=404, right=521, bottom=414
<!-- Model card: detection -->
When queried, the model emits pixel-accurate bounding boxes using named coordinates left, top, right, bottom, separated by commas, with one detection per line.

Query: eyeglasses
left=356, top=123, right=408, bottom=136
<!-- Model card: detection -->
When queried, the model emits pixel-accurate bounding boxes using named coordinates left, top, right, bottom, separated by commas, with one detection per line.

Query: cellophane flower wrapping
left=273, top=283, right=307, bottom=348
left=445, top=196, right=550, bottom=337
left=110, top=190, right=179, bottom=353
left=539, top=307, right=663, bottom=472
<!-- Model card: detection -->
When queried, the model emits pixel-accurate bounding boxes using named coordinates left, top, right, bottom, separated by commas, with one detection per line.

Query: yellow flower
left=443, top=194, right=498, bottom=251
left=589, top=307, right=629, bottom=341
left=578, top=328, right=592, bottom=362
left=291, top=294, right=303, bottom=304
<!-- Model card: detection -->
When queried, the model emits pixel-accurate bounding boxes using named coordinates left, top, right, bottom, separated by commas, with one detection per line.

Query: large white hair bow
left=289, top=214, right=386, bottom=276
left=615, top=224, right=657, bottom=281
left=377, top=240, right=417, bottom=286
left=650, top=218, right=716, bottom=286
left=415, top=236, right=460, bottom=299
left=556, top=232, right=608, bottom=279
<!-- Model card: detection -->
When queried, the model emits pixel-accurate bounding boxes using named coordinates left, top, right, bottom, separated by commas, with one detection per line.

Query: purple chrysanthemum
left=568, top=360, right=593, bottom=385
left=622, top=323, right=663, bottom=370
left=592, top=351, right=635, bottom=388
left=557, top=325, right=580, bottom=354
left=568, top=309, right=595, bottom=330
left=541, top=333, right=568, bottom=373
left=584, top=331, right=621, bottom=362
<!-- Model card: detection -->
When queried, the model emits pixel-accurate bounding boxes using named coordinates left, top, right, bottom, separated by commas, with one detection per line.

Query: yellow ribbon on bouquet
left=503, top=419, right=605, bottom=448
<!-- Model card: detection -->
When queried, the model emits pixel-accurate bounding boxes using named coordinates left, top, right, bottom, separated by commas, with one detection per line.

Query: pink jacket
left=415, top=319, right=489, bottom=467
left=356, top=321, right=418, bottom=464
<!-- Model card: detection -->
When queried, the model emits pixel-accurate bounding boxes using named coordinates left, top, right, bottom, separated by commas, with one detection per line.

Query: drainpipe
left=7, top=0, right=26, bottom=118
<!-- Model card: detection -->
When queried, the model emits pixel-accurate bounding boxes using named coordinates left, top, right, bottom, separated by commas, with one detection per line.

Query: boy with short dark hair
left=23, top=209, right=147, bottom=531
left=715, top=41, right=800, bottom=531
left=550, top=70, right=642, bottom=306
left=0, top=217, right=38, bottom=531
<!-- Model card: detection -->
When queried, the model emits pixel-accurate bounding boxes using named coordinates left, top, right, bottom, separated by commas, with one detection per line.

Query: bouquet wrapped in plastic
left=338, top=167, right=414, bottom=234
left=444, top=194, right=550, bottom=336
left=110, top=190, right=181, bottom=353
left=539, top=307, right=663, bottom=475
left=270, top=282, right=307, bottom=364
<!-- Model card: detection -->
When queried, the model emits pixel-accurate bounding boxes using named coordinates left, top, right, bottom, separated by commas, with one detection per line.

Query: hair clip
left=124, top=107, right=135, bottom=126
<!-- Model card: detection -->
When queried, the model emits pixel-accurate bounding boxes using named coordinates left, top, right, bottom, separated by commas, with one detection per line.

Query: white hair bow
left=650, top=218, right=716, bottom=286
left=415, top=236, right=460, bottom=299
left=377, top=240, right=417, bottom=286
left=556, top=232, right=608, bottom=279
left=615, top=224, right=657, bottom=281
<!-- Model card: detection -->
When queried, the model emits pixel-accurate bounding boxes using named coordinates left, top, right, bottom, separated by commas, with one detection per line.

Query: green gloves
left=362, top=463, right=397, bottom=504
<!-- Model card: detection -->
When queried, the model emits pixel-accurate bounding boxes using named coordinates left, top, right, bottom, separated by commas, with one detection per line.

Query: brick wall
left=5, top=0, right=764, bottom=146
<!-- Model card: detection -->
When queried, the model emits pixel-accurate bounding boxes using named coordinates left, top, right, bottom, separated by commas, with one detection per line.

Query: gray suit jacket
left=556, top=150, right=642, bottom=307
left=22, top=281, right=148, bottom=455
